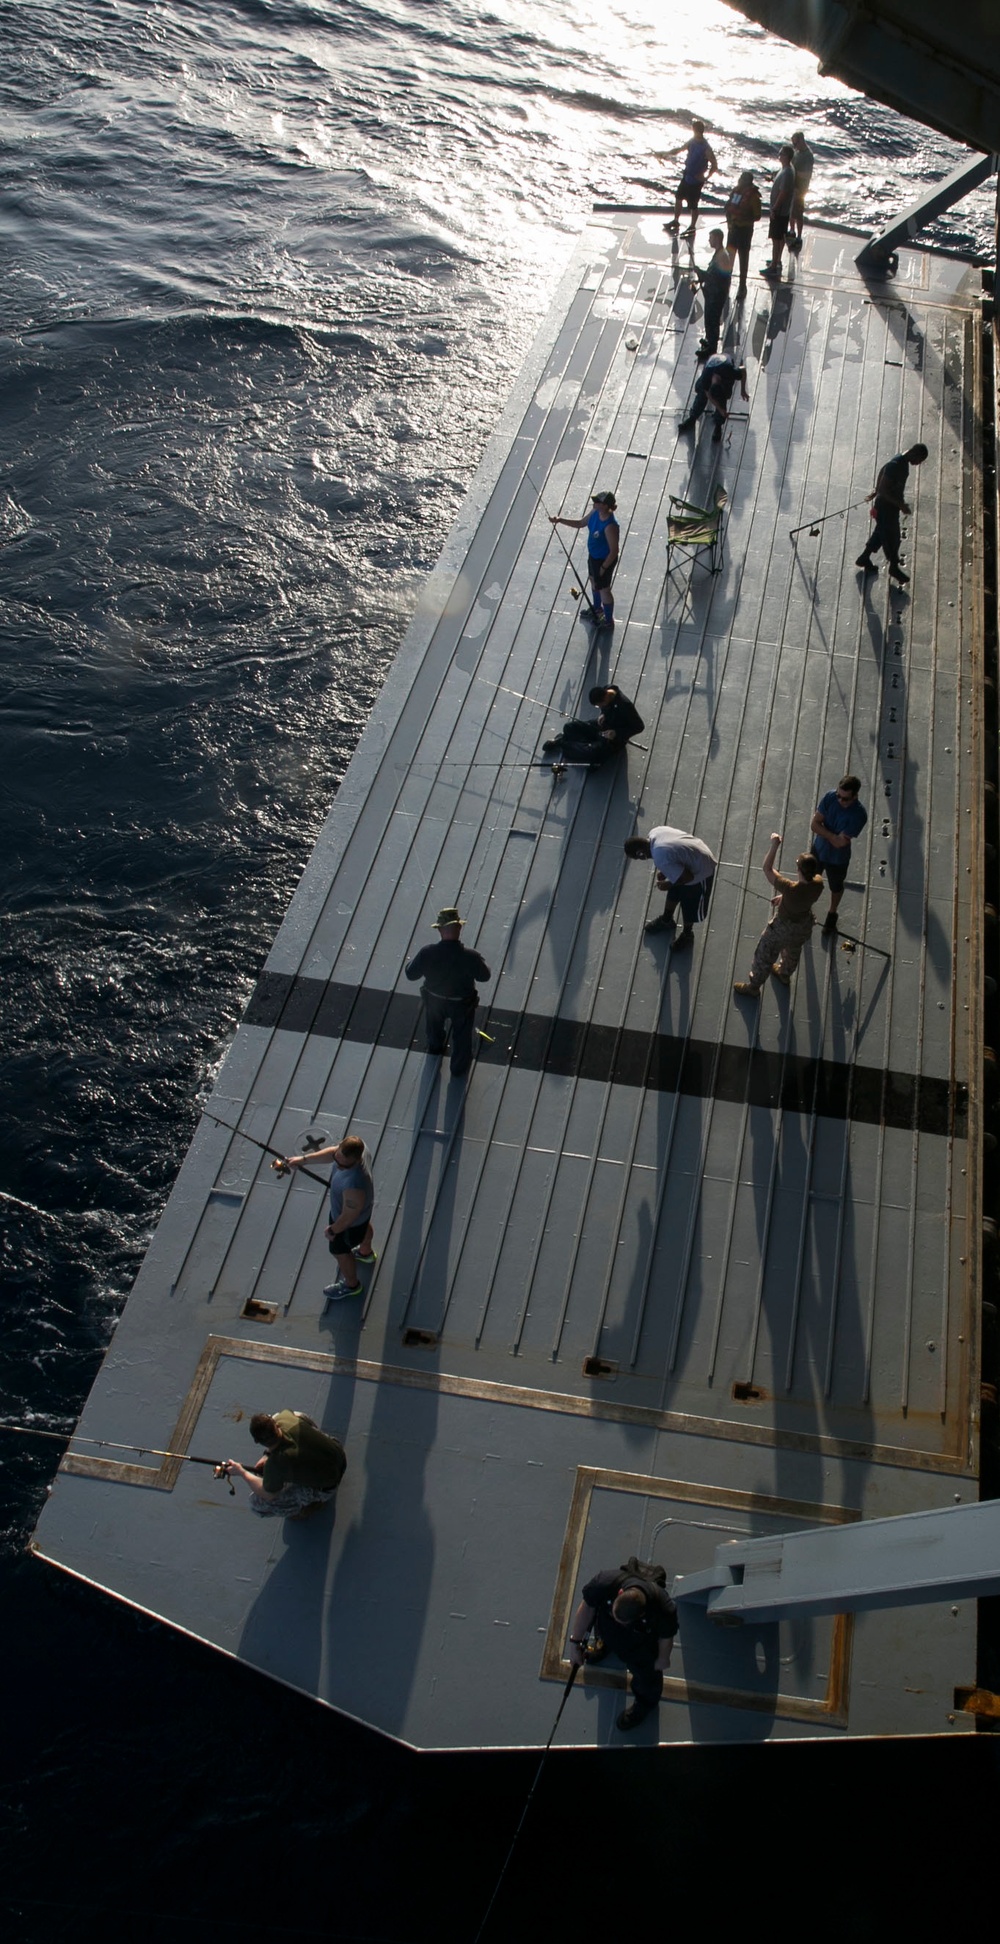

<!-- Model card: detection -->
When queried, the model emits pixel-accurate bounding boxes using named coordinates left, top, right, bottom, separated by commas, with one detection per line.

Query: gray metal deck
left=33, top=215, right=986, bottom=1749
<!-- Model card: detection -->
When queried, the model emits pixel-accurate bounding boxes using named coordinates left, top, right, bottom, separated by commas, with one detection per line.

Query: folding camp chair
left=666, top=483, right=728, bottom=580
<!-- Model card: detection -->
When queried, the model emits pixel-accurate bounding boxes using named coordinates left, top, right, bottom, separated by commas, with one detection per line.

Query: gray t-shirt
left=771, top=162, right=795, bottom=213
left=648, top=825, right=717, bottom=885
left=329, top=1145, right=374, bottom=1226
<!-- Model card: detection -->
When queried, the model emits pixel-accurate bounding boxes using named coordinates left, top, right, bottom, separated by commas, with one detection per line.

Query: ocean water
left=1, top=3, right=997, bottom=1936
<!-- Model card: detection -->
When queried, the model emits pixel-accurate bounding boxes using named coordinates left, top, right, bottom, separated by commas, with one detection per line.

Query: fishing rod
left=835, top=930, right=891, bottom=959
left=203, top=1110, right=330, bottom=1189
left=524, top=466, right=600, bottom=615
left=789, top=496, right=870, bottom=543
left=0, top=1420, right=237, bottom=1490
left=471, top=1663, right=579, bottom=1944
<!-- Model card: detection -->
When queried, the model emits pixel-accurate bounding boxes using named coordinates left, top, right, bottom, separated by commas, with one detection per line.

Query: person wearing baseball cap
left=405, top=908, right=492, bottom=1078
left=550, top=490, right=619, bottom=627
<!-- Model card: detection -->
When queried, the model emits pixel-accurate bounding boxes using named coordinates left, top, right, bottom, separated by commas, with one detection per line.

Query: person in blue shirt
left=655, top=118, right=718, bottom=239
left=282, top=1133, right=376, bottom=1302
left=550, top=490, right=620, bottom=627
left=810, top=775, right=868, bottom=933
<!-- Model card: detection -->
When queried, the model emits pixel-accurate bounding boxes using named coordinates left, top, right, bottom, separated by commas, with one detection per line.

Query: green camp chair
left=666, top=483, right=728, bottom=580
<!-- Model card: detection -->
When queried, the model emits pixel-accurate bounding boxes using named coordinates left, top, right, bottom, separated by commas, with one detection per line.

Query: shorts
left=329, top=1219, right=370, bottom=1254
left=667, top=873, right=714, bottom=926
left=677, top=179, right=702, bottom=212
left=250, top=1483, right=338, bottom=1519
left=811, top=845, right=848, bottom=892
left=588, top=556, right=615, bottom=589
left=768, top=210, right=789, bottom=245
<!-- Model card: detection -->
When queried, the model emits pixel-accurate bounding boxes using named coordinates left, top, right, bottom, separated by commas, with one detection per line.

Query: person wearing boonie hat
left=404, top=907, right=492, bottom=1078
left=549, top=490, right=620, bottom=628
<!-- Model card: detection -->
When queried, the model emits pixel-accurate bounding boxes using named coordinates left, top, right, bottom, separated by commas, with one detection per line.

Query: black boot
left=617, top=1698, right=656, bottom=1730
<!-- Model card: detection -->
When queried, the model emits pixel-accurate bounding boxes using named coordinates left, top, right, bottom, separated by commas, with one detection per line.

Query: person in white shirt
left=623, top=825, right=717, bottom=951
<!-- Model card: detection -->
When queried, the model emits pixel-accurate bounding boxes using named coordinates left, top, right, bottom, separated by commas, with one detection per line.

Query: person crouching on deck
left=623, top=825, right=717, bottom=954
left=679, top=355, right=748, bottom=443
left=733, top=834, right=824, bottom=999
left=224, top=1411, right=346, bottom=1520
left=542, top=683, right=644, bottom=767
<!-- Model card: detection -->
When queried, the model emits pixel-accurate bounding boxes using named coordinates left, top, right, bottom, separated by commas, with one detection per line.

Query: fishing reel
left=271, top=1156, right=290, bottom=1176
left=214, top=1462, right=236, bottom=1495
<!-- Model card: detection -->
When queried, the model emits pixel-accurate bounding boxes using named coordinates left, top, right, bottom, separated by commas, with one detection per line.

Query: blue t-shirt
left=587, top=509, right=618, bottom=561
left=682, top=137, right=710, bottom=185
left=812, top=790, right=867, bottom=867
left=329, top=1145, right=374, bottom=1226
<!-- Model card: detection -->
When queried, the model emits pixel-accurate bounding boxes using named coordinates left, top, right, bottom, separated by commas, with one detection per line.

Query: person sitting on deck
left=542, top=684, right=644, bottom=767
left=678, top=354, right=748, bottom=443
left=225, top=1411, right=346, bottom=1521
left=733, top=833, right=824, bottom=999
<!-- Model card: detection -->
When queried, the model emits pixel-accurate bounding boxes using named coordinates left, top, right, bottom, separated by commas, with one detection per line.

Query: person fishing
left=724, top=168, right=762, bottom=295
left=223, top=1410, right=346, bottom=1521
left=693, top=228, right=735, bottom=357
left=405, top=906, right=492, bottom=1078
left=732, top=832, right=824, bottom=998
left=550, top=490, right=619, bottom=627
left=279, top=1133, right=377, bottom=1302
left=541, top=683, right=644, bottom=767
left=679, top=354, right=749, bottom=443
left=655, top=117, right=718, bottom=239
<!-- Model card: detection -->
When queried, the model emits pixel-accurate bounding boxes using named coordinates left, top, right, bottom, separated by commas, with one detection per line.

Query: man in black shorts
left=656, top=118, right=717, bottom=238
left=283, top=1133, right=376, bottom=1302
left=762, top=144, right=795, bottom=279
left=810, top=776, right=868, bottom=933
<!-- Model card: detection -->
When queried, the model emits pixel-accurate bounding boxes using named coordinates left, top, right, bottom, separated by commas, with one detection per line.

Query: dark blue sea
left=1, top=3, right=998, bottom=1936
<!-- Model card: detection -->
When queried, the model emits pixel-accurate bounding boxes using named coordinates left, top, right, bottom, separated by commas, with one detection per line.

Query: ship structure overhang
left=33, top=216, right=989, bottom=1751
left=724, top=2, right=1000, bottom=157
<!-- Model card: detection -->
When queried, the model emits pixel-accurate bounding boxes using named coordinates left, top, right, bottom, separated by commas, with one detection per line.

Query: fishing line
left=471, top=1663, right=579, bottom=1944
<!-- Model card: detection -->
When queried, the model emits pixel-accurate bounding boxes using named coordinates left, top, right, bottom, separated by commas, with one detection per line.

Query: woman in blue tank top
left=550, top=490, right=619, bottom=628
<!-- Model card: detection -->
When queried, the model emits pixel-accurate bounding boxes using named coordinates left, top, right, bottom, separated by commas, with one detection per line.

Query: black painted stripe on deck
left=245, top=972, right=966, bottom=1137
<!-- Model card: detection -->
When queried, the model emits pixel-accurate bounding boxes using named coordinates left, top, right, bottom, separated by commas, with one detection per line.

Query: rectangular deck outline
left=541, top=1464, right=855, bottom=1727
left=57, top=1332, right=978, bottom=1492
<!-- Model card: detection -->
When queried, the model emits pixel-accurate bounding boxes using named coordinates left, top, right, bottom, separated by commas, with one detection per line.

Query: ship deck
left=33, top=214, right=987, bottom=1749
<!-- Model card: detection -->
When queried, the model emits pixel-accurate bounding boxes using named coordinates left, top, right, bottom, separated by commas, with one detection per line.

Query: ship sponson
left=725, top=2, right=1000, bottom=156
